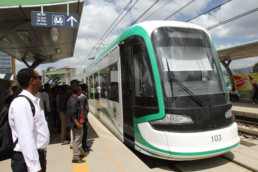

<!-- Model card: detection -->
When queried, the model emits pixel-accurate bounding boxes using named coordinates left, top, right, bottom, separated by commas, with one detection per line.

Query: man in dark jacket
left=66, top=85, right=85, bottom=163
left=78, top=84, right=91, bottom=152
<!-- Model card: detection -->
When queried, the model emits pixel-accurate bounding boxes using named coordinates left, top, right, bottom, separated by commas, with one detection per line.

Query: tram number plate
left=211, top=134, right=222, bottom=142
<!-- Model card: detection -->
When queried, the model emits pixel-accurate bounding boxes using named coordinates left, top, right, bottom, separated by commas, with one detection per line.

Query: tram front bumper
left=136, top=122, right=240, bottom=160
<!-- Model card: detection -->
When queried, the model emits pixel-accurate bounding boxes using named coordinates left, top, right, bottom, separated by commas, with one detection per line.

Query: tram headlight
left=225, top=110, right=232, bottom=119
left=150, top=114, right=194, bottom=125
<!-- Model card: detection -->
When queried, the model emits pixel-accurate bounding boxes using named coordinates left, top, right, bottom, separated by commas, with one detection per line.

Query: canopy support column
left=221, top=60, right=235, bottom=90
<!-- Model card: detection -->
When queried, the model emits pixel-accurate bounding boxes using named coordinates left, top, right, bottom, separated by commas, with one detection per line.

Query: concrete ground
left=1, top=102, right=258, bottom=172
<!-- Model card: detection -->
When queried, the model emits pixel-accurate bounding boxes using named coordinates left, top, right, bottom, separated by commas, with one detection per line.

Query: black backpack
left=0, top=95, right=35, bottom=161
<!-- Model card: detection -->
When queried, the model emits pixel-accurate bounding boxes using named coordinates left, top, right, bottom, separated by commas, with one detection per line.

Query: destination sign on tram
left=31, top=11, right=78, bottom=28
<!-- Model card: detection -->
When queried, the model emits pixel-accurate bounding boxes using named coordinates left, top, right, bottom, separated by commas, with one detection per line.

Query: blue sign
left=31, top=11, right=78, bottom=28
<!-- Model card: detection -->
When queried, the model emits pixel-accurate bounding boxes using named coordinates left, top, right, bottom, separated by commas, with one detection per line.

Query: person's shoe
left=84, top=147, right=92, bottom=152
left=72, top=159, right=85, bottom=163
left=79, top=152, right=85, bottom=158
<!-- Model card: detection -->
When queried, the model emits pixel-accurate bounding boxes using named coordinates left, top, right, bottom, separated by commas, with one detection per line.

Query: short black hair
left=80, top=83, right=87, bottom=91
left=71, top=85, right=81, bottom=94
left=17, top=68, right=35, bottom=88
left=70, top=79, right=80, bottom=85
left=44, top=83, right=51, bottom=90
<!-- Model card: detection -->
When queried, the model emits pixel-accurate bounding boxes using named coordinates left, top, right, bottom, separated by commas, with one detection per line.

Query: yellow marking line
left=70, top=150, right=90, bottom=172
left=98, top=136, right=125, bottom=172
left=90, top=113, right=125, bottom=172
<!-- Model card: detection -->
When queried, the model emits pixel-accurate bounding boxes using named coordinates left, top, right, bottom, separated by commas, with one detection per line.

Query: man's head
left=80, top=83, right=87, bottom=92
left=16, top=68, right=42, bottom=94
left=71, top=85, right=82, bottom=97
left=44, top=83, right=51, bottom=91
left=70, top=79, right=80, bottom=87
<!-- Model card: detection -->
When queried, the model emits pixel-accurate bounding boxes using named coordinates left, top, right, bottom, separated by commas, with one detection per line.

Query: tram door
left=120, top=38, right=134, bottom=142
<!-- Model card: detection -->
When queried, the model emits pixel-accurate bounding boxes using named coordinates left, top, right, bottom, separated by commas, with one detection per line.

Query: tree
left=253, top=62, right=258, bottom=73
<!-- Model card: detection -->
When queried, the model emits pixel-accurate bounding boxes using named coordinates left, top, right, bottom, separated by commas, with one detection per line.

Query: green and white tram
left=82, top=21, right=240, bottom=160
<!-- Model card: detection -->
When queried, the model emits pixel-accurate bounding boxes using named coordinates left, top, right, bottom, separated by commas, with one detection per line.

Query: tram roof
left=0, top=0, right=84, bottom=64
left=217, top=40, right=258, bottom=61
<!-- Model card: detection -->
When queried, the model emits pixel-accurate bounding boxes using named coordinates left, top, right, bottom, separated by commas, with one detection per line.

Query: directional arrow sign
left=31, top=11, right=79, bottom=28
left=67, top=16, right=77, bottom=27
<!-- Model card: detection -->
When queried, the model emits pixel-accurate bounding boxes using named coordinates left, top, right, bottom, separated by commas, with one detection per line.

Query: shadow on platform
left=49, top=122, right=99, bottom=146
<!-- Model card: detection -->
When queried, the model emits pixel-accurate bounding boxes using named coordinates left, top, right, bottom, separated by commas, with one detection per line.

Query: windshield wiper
left=165, top=58, right=206, bottom=107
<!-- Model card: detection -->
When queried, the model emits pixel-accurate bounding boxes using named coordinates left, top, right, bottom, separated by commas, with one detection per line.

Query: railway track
left=129, top=143, right=257, bottom=171
left=236, top=118, right=258, bottom=146
left=132, top=149, right=256, bottom=171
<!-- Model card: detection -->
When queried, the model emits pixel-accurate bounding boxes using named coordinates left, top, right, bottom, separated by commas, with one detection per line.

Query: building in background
left=0, top=51, right=16, bottom=80
left=42, top=67, right=57, bottom=84
left=231, top=66, right=253, bottom=75
left=61, top=66, right=76, bottom=79
left=42, top=66, right=76, bottom=85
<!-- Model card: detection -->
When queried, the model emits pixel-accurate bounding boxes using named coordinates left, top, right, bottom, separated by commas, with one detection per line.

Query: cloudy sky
left=16, top=0, right=258, bottom=74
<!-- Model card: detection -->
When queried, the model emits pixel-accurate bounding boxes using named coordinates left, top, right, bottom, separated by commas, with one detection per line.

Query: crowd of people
left=6, top=68, right=91, bottom=172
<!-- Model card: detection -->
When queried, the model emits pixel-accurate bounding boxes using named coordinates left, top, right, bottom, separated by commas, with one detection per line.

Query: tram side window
left=99, top=67, right=110, bottom=99
left=107, top=63, right=119, bottom=102
left=86, top=77, right=90, bottom=98
left=89, top=75, right=95, bottom=99
left=132, top=37, right=157, bottom=107
left=94, top=72, right=100, bottom=99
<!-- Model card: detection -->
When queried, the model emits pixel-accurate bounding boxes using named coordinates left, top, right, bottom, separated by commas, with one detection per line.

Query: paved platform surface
left=232, top=102, right=258, bottom=118
left=1, top=103, right=258, bottom=172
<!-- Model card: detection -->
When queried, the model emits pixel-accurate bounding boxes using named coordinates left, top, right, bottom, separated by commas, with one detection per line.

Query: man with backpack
left=8, top=68, right=50, bottom=172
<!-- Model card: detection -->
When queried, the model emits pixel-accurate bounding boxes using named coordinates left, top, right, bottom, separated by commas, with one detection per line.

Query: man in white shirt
left=9, top=68, right=50, bottom=172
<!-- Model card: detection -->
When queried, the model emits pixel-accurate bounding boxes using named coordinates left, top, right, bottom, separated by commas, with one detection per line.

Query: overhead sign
left=31, top=11, right=78, bottom=28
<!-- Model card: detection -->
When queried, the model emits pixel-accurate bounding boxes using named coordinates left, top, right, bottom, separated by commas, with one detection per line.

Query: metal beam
left=221, top=60, right=235, bottom=90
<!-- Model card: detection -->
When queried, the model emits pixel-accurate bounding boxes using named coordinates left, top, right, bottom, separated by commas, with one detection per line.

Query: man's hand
left=77, top=124, right=83, bottom=129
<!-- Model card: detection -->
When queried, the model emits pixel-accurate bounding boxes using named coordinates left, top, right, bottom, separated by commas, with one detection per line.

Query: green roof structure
left=44, top=70, right=69, bottom=75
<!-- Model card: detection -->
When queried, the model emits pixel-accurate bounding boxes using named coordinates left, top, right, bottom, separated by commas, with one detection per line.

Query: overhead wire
left=99, top=0, right=133, bottom=43
left=164, top=0, right=196, bottom=20
left=86, top=0, right=139, bottom=62
left=101, top=0, right=139, bottom=42
left=82, top=0, right=255, bottom=68
left=130, top=0, right=160, bottom=26
left=81, top=0, right=134, bottom=65
left=141, top=0, right=174, bottom=21
left=186, top=0, right=232, bottom=22
left=206, top=7, right=258, bottom=30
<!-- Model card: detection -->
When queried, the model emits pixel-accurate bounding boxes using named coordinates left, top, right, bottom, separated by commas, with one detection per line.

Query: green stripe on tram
left=84, top=25, right=166, bottom=124
left=97, top=106, right=123, bottom=136
left=135, top=124, right=239, bottom=157
left=135, top=142, right=239, bottom=160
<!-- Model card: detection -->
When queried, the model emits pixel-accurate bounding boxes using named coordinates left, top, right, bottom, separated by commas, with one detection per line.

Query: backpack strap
left=17, top=95, right=35, bottom=117
left=13, top=95, right=36, bottom=148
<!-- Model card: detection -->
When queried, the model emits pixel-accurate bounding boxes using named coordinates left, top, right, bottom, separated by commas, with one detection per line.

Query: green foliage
left=238, top=90, right=252, bottom=99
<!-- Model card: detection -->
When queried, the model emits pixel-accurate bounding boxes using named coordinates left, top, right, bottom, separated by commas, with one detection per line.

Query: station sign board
left=31, top=11, right=78, bottom=28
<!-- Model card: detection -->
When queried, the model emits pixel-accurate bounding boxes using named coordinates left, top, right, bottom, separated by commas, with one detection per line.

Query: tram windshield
left=151, top=27, right=229, bottom=108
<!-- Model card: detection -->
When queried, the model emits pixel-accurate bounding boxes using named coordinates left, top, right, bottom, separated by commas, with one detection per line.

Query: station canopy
left=218, top=40, right=258, bottom=61
left=44, top=70, right=69, bottom=75
left=0, top=0, right=84, bottom=68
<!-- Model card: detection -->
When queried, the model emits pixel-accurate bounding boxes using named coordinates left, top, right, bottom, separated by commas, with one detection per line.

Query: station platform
left=232, top=102, right=258, bottom=119
left=1, top=103, right=258, bottom=172
left=0, top=113, right=155, bottom=172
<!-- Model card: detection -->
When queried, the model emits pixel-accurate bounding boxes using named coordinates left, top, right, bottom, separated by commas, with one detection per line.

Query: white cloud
left=191, top=0, right=258, bottom=39
left=15, top=0, right=258, bottom=76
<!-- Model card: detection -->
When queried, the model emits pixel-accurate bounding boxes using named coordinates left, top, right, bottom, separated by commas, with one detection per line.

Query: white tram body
left=83, top=21, right=240, bottom=160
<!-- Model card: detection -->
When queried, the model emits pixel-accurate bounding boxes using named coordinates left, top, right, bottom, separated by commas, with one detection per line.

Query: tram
left=82, top=21, right=240, bottom=160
